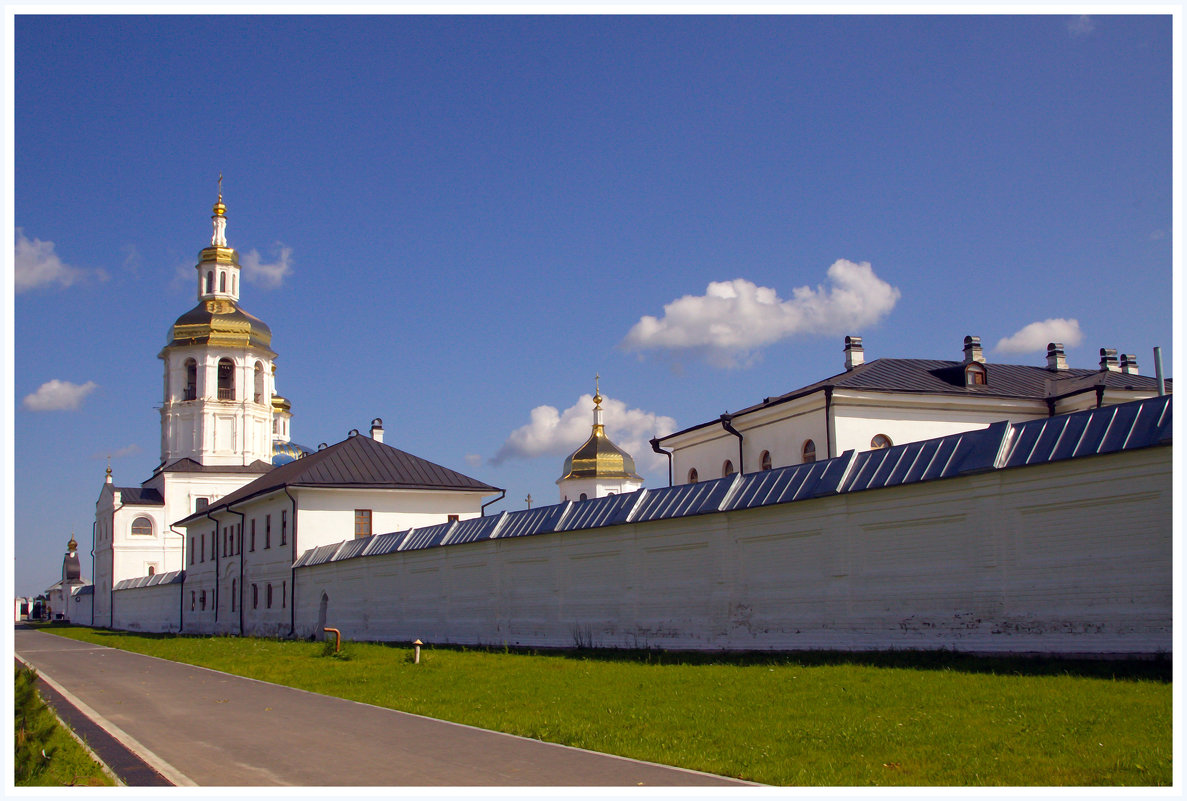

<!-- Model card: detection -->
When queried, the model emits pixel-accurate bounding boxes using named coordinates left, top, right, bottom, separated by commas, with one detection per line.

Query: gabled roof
left=113, top=486, right=164, bottom=505
left=177, top=433, right=500, bottom=525
left=155, top=458, right=274, bottom=475
left=660, top=357, right=1169, bottom=442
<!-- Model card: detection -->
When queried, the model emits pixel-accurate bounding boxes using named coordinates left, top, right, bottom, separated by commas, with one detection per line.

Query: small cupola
left=370, top=417, right=384, bottom=443
left=844, top=335, right=864, bottom=370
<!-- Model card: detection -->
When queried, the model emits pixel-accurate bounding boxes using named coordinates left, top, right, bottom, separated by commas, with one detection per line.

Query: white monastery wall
left=291, top=445, right=1170, bottom=655
left=112, top=581, right=182, bottom=633
left=295, top=486, right=484, bottom=550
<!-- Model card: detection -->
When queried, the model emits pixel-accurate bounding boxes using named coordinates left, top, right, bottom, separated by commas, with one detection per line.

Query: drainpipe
left=204, top=511, right=219, bottom=626
left=227, top=507, right=246, bottom=635
left=824, top=387, right=834, bottom=459
left=650, top=437, right=673, bottom=487
left=109, top=500, right=124, bottom=629
left=481, top=489, right=506, bottom=517
left=169, top=525, right=187, bottom=633
left=90, top=520, right=96, bottom=627
left=284, top=487, right=298, bottom=638
left=719, top=414, right=744, bottom=475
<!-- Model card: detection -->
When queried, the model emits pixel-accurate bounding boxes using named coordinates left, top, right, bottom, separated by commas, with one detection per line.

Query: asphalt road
left=14, top=627, right=750, bottom=787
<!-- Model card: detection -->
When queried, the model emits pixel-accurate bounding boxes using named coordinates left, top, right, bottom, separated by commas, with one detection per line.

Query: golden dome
left=161, top=298, right=274, bottom=354
left=559, top=427, right=641, bottom=481
left=67, top=535, right=77, bottom=552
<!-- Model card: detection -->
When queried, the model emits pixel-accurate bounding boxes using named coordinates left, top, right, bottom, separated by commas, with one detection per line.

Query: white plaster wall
left=112, top=583, right=181, bottom=633
left=830, top=399, right=1045, bottom=455
left=293, top=445, right=1170, bottom=655
left=295, top=487, right=486, bottom=549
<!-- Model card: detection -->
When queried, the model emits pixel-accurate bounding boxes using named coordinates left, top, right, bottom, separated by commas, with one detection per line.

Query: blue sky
left=9, top=13, right=1176, bottom=597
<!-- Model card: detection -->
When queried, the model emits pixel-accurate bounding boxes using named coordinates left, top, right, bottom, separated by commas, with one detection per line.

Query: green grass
left=40, top=626, right=1170, bottom=786
left=14, top=666, right=115, bottom=787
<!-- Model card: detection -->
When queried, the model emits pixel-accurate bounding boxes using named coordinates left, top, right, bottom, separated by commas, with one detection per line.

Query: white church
left=67, top=190, right=1170, bottom=655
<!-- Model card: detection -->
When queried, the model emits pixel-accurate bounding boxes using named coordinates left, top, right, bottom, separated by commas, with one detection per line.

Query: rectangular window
left=222, top=528, right=227, bottom=557
left=280, top=510, right=287, bottom=546
left=282, top=581, right=287, bottom=609
left=355, top=509, right=372, bottom=539
left=231, top=580, right=237, bottom=612
left=252, top=584, right=258, bottom=609
left=195, top=497, right=208, bottom=512
left=189, top=537, right=194, bottom=565
left=448, top=514, right=459, bottom=522
left=191, top=591, right=195, bottom=611
left=200, top=534, right=205, bottom=562
left=266, top=584, right=273, bottom=609
left=265, top=515, right=271, bottom=549
left=237, top=524, right=242, bottom=554
left=250, top=519, right=256, bottom=551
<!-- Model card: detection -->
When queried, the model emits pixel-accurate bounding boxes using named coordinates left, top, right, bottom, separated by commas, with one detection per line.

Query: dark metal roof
left=660, top=357, right=1168, bottom=442
left=114, top=569, right=185, bottom=591
left=156, top=458, right=273, bottom=475
left=296, top=395, right=1171, bottom=570
left=1000, top=393, right=1172, bottom=468
left=114, top=487, right=165, bottom=505
left=176, top=433, right=500, bottom=526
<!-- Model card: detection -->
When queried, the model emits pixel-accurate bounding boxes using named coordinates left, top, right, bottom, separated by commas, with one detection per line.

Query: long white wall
left=291, top=445, right=1170, bottom=655
left=112, top=581, right=182, bottom=633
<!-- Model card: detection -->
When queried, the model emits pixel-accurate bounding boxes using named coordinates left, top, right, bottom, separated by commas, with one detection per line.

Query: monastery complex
left=43, top=194, right=1172, bottom=656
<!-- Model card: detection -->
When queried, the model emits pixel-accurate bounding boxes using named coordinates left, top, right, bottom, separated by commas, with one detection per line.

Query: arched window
left=219, top=272, right=226, bottom=292
left=217, top=358, right=235, bottom=400
left=965, top=363, right=987, bottom=386
left=578, top=492, right=588, bottom=501
left=802, top=440, right=816, bottom=463
left=147, top=565, right=156, bottom=576
left=130, top=517, right=153, bottom=537
left=761, top=450, right=773, bottom=470
left=687, top=468, right=699, bottom=484
left=205, top=271, right=214, bottom=293
left=871, top=434, right=892, bottom=450
left=200, top=590, right=206, bottom=611
left=266, top=584, right=273, bottom=609
left=254, top=362, right=264, bottom=403
left=252, top=584, right=258, bottom=609
left=722, top=460, right=735, bottom=477
left=232, top=274, right=237, bottom=295
left=184, top=359, right=197, bottom=400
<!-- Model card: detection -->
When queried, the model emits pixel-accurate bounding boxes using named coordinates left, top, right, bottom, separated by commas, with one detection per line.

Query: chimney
left=370, top=417, right=384, bottom=443
left=1119, top=354, right=1139, bottom=375
left=1099, top=348, right=1120, bottom=372
left=844, top=335, right=864, bottom=370
left=1046, top=342, right=1068, bottom=371
left=963, top=335, right=985, bottom=364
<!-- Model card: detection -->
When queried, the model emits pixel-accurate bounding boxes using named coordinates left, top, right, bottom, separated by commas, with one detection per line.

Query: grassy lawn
left=41, top=626, right=1169, bottom=786
left=14, top=666, right=116, bottom=787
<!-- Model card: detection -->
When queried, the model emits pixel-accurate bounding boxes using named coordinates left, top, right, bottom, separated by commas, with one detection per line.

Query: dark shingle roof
left=114, top=487, right=164, bottom=505
left=157, top=458, right=274, bottom=474
left=177, top=433, right=499, bottom=525
left=662, top=357, right=1169, bottom=441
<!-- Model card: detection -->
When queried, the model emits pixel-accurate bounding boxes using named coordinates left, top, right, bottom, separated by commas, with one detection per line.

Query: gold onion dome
left=164, top=299, right=273, bottom=351
left=67, top=535, right=77, bottom=552
left=559, top=380, right=642, bottom=481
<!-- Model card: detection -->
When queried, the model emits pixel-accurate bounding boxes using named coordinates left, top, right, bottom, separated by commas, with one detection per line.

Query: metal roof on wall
left=292, top=396, right=1172, bottom=570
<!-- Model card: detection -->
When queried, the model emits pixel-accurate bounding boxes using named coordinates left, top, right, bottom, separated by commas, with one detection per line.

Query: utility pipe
left=1154, top=346, right=1166, bottom=396
left=324, top=627, right=341, bottom=653
left=481, top=489, right=506, bottom=517
left=719, top=414, right=744, bottom=475
left=650, top=437, right=673, bottom=487
left=284, top=487, right=298, bottom=638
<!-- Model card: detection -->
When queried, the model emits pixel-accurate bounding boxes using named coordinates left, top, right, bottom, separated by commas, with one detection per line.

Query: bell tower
left=157, top=182, right=278, bottom=467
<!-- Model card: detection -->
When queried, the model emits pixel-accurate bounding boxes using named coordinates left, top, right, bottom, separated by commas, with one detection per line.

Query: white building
left=654, top=335, right=1169, bottom=486
left=94, top=187, right=499, bottom=632
left=172, top=419, right=500, bottom=636
left=556, top=379, right=643, bottom=502
left=43, top=536, right=91, bottom=623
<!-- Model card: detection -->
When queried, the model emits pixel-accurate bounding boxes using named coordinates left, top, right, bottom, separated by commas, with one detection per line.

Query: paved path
left=14, top=628, right=749, bottom=786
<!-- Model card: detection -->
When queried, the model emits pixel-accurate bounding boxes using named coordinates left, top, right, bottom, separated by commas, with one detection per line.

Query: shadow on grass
left=37, top=624, right=1171, bottom=682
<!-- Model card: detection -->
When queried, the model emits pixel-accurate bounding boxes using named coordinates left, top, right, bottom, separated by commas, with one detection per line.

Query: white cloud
left=1068, top=15, right=1096, bottom=37
left=621, top=259, right=901, bottom=368
left=14, top=228, right=91, bottom=292
left=464, top=453, right=483, bottom=467
left=492, top=394, right=677, bottom=473
left=241, top=243, right=293, bottom=288
left=995, top=319, right=1084, bottom=354
left=23, top=380, right=98, bottom=412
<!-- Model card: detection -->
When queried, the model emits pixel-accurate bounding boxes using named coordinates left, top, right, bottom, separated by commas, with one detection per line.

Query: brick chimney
left=1119, top=354, right=1139, bottom=375
left=370, top=417, right=384, bottom=443
left=963, top=335, right=985, bottom=364
left=844, top=335, right=864, bottom=370
left=1099, top=348, right=1120, bottom=372
left=1046, top=342, right=1068, bottom=371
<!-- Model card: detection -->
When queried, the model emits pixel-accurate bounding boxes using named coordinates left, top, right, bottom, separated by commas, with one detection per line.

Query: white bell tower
left=157, top=180, right=278, bottom=467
